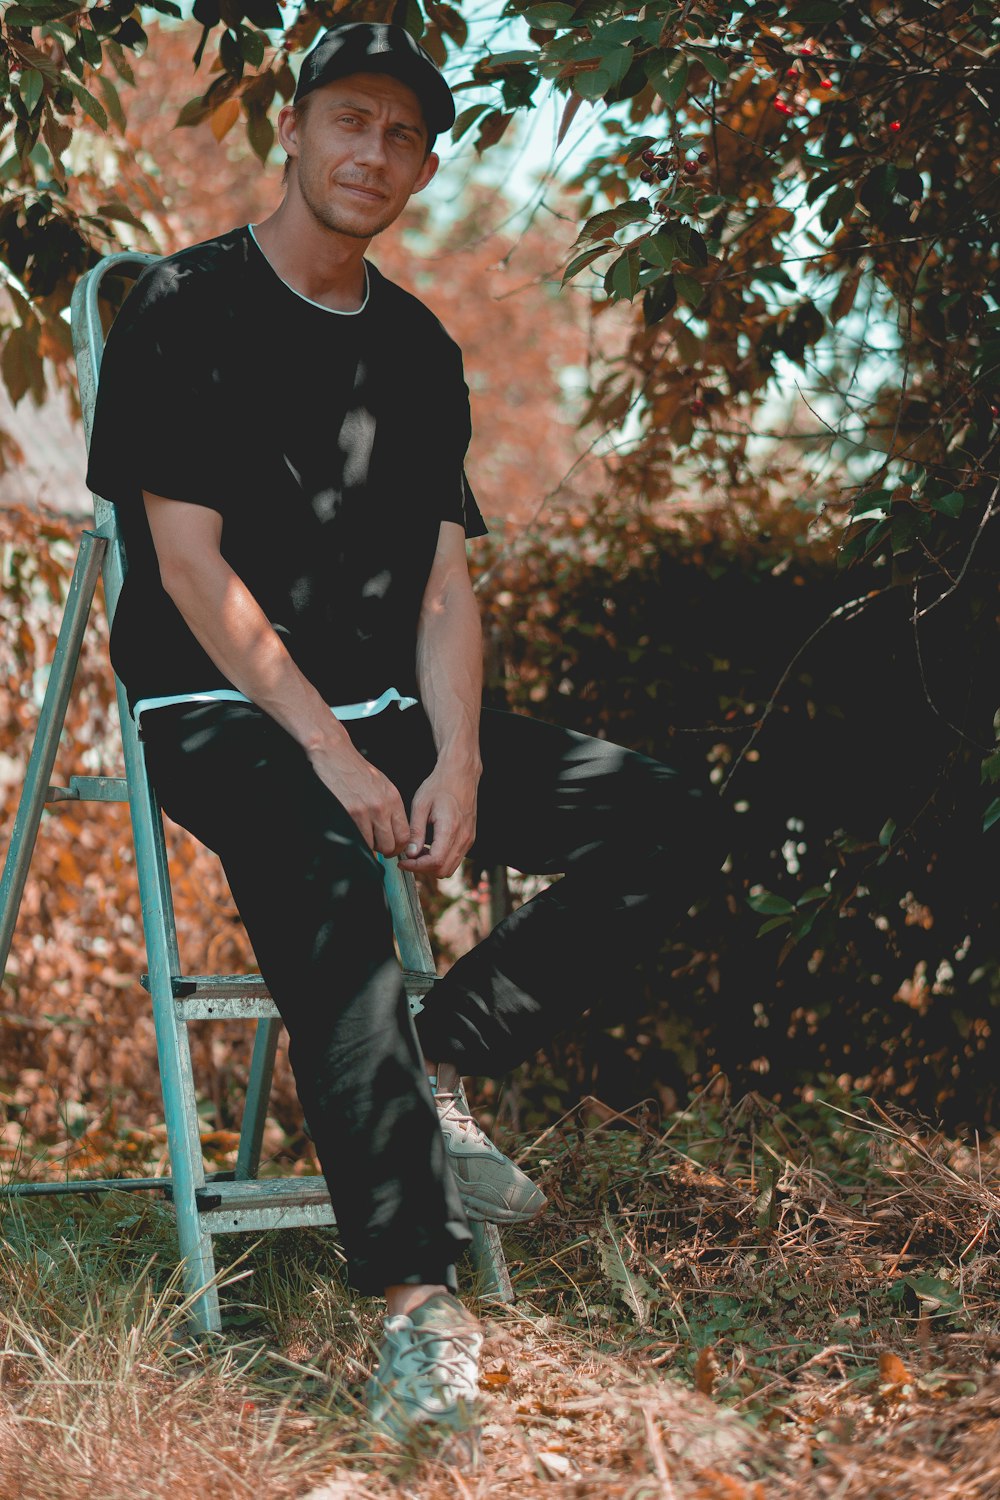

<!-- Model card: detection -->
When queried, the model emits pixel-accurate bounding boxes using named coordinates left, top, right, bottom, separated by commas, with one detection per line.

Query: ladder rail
left=0, top=532, right=107, bottom=977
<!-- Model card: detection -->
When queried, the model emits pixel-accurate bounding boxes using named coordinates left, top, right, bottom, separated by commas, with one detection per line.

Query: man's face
left=279, top=73, right=439, bottom=240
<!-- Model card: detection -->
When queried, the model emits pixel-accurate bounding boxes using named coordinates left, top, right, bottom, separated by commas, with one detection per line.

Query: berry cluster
left=773, top=40, right=834, bottom=117
left=638, top=146, right=710, bottom=186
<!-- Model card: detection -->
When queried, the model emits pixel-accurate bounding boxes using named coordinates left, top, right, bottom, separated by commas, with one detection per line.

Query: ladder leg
left=150, top=982, right=221, bottom=1334
left=0, top=531, right=106, bottom=976
left=130, top=746, right=221, bottom=1333
left=469, top=1220, right=514, bottom=1303
left=235, top=1017, right=281, bottom=1181
left=381, top=858, right=515, bottom=1306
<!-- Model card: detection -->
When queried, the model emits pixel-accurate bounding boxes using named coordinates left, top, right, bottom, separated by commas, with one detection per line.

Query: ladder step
left=45, top=775, right=129, bottom=804
left=140, top=970, right=438, bottom=1021
left=195, top=1174, right=337, bottom=1233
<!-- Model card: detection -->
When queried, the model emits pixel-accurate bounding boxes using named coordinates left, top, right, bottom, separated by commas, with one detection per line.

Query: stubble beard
left=297, top=160, right=399, bottom=241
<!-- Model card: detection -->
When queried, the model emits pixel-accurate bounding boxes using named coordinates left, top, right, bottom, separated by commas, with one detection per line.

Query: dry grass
left=2, top=1088, right=1000, bottom=1498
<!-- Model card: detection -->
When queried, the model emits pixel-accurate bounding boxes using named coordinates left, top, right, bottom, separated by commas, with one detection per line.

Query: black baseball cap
left=293, top=22, right=456, bottom=138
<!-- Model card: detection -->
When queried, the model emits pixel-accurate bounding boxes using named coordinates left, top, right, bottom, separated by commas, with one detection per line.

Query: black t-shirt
left=85, top=223, right=487, bottom=713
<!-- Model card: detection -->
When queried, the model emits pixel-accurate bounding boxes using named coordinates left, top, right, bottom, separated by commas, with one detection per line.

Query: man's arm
left=400, top=519, right=483, bottom=878
left=143, top=492, right=412, bottom=857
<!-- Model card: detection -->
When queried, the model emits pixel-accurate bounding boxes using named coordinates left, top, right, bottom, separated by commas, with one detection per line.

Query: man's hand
left=307, top=739, right=411, bottom=858
left=399, top=760, right=480, bottom=878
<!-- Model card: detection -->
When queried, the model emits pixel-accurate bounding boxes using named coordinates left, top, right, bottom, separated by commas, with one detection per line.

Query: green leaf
left=94, top=199, right=144, bottom=229
left=113, top=16, right=146, bottom=53
left=751, top=264, right=795, bottom=290
left=930, top=490, right=964, bottom=517
left=4, top=0, right=77, bottom=18
left=246, top=108, right=274, bottom=163
left=576, top=200, right=650, bottom=243
left=63, top=74, right=108, bottom=130
left=451, top=102, right=489, bottom=142
left=859, top=164, right=898, bottom=215
left=562, top=243, right=613, bottom=283
left=220, top=28, right=243, bottom=76
left=77, top=24, right=103, bottom=67
left=878, top=818, right=895, bottom=848
left=820, top=184, right=854, bottom=234
left=609, top=250, right=641, bottom=302
left=903, top=1273, right=962, bottom=1310
left=20, top=69, right=45, bottom=116
left=643, top=276, right=677, bottom=327
left=572, top=67, right=613, bottom=101
left=641, top=230, right=677, bottom=271
left=649, top=57, right=688, bottom=107
left=243, top=0, right=282, bottom=26
left=985, top=797, right=1000, bottom=833
left=673, top=272, right=703, bottom=308
left=524, top=2, right=575, bottom=28
left=694, top=49, right=728, bottom=85
left=748, top=889, right=794, bottom=915
left=474, top=109, right=513, bottom=153
left=403, top=0, right=424, bottom=40
left=757, top=914, right=792, bottom=935
left=95, top=73, right=126, bottom=131
left=176, top=93, right=211, bottom=127
left=239, top=28, right=266, bottom=67
left=980, top=751, right=1000, bottom=786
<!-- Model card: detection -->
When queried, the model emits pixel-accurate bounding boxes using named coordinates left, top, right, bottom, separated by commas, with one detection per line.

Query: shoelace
left=391, top=1324, right=481, bottom=1400
left=435, top=1092, right=500, bottom=1150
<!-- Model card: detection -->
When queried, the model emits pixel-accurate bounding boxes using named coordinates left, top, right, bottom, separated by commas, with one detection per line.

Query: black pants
left=142, top=700, right=723, bottom=1293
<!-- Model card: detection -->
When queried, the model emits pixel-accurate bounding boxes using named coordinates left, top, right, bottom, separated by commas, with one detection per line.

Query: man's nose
left=354, top=126, right=389, bottom=167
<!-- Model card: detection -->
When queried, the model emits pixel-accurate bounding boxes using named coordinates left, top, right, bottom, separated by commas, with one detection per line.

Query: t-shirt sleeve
left=429, top=333, right=489, bottom=539
left=459, top=468, right=489, bottom=539
left=85, top=266, right=232, bottom=517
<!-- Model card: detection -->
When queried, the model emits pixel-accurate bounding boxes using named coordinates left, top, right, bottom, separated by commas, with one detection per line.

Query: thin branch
left=914, top=478, right=1000, bottom=621
left=719, top=591, right=878, bottom=796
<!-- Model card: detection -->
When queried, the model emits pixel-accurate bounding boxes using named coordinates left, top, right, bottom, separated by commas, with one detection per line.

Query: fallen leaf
left=536, top=1450, right=575, bottom=1479
left=694, top=1344, right=720, bottom=1398
left=879, top=1352, right=911, bottom=1386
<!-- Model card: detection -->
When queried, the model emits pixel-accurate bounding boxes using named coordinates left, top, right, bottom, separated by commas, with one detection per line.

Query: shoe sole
left=455, top=1182, right=548, bottom=1223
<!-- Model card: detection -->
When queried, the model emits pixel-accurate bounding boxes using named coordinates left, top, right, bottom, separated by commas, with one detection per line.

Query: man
left=85, top=20, right=723, bottom=1462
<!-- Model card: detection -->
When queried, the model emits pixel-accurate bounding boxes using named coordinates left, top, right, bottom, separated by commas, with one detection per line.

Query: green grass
left=2, top=1090, right=999, bottom=1497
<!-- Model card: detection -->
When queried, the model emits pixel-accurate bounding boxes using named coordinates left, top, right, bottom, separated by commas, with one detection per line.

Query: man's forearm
left=160, top=548, right=350, bottom=756
left=415, top=576, right=483, bottom=771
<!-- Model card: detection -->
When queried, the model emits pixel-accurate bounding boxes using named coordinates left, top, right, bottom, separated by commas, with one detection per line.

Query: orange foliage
left=0, top=504, right=301, bottom=1170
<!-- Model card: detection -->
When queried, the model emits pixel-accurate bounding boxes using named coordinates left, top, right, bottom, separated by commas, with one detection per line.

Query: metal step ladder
left=0, top=251, right=513, bottom=1332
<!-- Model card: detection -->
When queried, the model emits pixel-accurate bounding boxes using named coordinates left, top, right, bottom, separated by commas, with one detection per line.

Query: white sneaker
left=436, top=1090, right=548, bottom=1224
left=367, top=1291, right=483, bottom=1463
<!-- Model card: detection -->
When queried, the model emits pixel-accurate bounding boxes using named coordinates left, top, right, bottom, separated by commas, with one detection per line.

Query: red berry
left=820, top=77, right=833, bottom=89
left=786, top=66, right=798, bottom=77
left=656, top=165, right=670, bottom=180
left=991, top=404, right=1000, bottom=419
left=640, top=169, right=654, bottom=184
left=684, top=159, right=699, bottom=175
left=799, top=43, right=815, bottom=56
left=641, top=149, right=656, bottom=166
left=698, top=150, right=709, bottom=164
left=690, top=399, right=706, bottom=416
left=773, top=99, right=792, bottom=115
left=889, top=120, right=901, bottom=132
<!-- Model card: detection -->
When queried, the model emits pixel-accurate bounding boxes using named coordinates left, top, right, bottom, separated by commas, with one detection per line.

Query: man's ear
left=412, top=151, right=440, bottom=195
left=276, top=103, right=301, bottom=162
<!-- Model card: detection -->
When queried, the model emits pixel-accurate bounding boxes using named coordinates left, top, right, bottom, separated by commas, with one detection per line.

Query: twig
left=719, top=590, right=877, bottom=794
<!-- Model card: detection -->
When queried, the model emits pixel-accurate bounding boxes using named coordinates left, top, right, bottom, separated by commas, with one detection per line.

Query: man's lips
left=337, top=182, right=388, bottom=201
